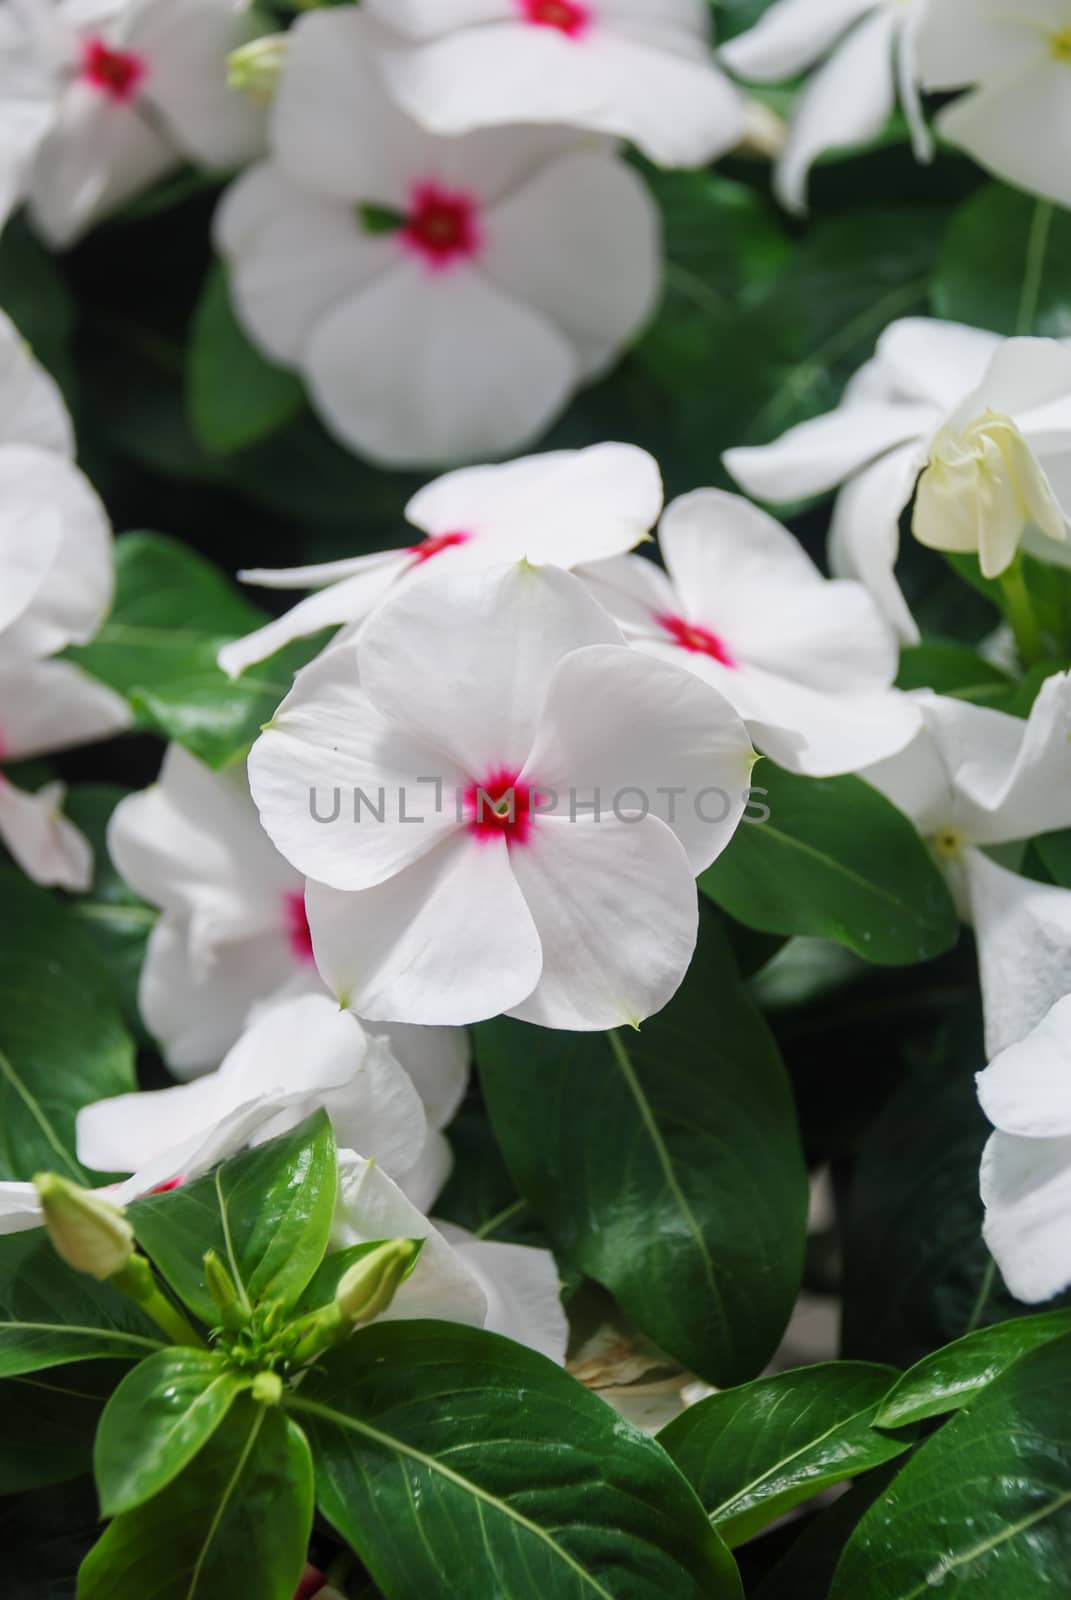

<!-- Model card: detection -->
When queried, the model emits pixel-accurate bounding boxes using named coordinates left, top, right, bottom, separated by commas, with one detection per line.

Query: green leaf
left=831, top=1331, right=1071, bottom=1598
left=78, top=1398, right=313, bottom=1600
left=659, top=1362, right=909, bottom=1547
left=357, top=202, right=407, bottom=234
left=0, top=869, right=135, bottom=1182
left=0, top=1362, right=126, bottom=1493
left=934, top=183, right=1071, bottom=337
left=875, top=1309, right=1071, bottom=1428
left=700, top=765, right=959, bottom=965
left=290, top=1320, right=743, bottom=1600
left=130, top=1112, right=337, bottom=1324
left=752, top=1465, right=903, bottom=1600
left=68, top=532, right=322, bottom=769
left=477, top=913, right=807, bottom=1386
left=0, top=1229, right=164, bottom=1378
left=0, top=215, right=76, bottom=396
left=896, top=640, right=1012, bottom=697
left=95, top=1347, right=250, bottom=1516
left=187, top=265, right=305, bottom=455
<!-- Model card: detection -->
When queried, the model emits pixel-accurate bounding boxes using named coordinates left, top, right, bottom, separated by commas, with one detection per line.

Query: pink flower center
left=295, top=1568, right=327, bottom=1600
left=465, top=768, right=536, bottom=847
left=519, top=0, right=590, bottom=35
left=402, top=183, right=482, bottom=271
left=285, top=891, right=315, bottom=965
left=656, top=612, right=736, bottom=667
left=148, top=1176, right=185, bottom=1194
left=408, top=530, right=471, bottom=565
left=81, top=37, right=146, bottom=101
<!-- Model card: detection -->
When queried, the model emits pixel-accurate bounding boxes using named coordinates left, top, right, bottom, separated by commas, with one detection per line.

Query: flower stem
left=998, top=556, right=1043, bottom=667
left=112, top=1257, right=206, bottom=1347
left=1016, top=201, right=1054, bottom=336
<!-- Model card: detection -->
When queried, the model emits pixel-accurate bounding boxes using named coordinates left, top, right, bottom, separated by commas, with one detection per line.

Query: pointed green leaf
left=0, top=1363, right=127, bottom=1493
left=875, top=1309, right=1071, bottom=1429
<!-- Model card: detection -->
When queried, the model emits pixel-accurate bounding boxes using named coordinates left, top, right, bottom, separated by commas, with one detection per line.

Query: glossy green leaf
left=78, top=1398, right=313, bottom=1600
left=700, top=765, right=959, bottom=965
left=187, top=265, right=305, bottom=455
left=659, top=1362, right=909, bottom=1546
left=290, top=1320, right=743, bottom=1600
left=64, top=786, right=157, bottom=1039
left=0, top=1229, right=164, bottom=1378
left=95, top=1347, right=250, bottom=1515
left=875, top=1309, right=1071, bottom=1428
left=0, top=1362, right=126, bottom=1493
left=753, top=1465, right=902, bottom=1600
left=832, top=1331, right=1071, bottom=1597
left=0, top=869, right=135, bottom=1182
left=130, top=1112, right=337, bottom=1323
left=477, top=913, right=807, bottom=1386
left=934, top=183, right=1071, bottom=337
left=68, top=533, right=321, bottom=769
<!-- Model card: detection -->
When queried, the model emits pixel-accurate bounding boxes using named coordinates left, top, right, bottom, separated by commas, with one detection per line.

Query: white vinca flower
left=580, top=488, right=920, bottom=777
left=0, top=310, right=129, bottom=890
left=214, top=9, right=660, bottom=468
left=918, top=0, right=1071, bottom=210
left=108, top=742, right=469, bottom=1202
left=976, top=992, right=1071, bottom=1304
left=219, top=443, right=664, bottom=679
left=3, top=0, right=265, bottom=248
left=248, top=562, right=755, bottom=1031
left=725, top=322, right=1071, bottom=639
left=361, top=0, right=745, bottom=169
left=721, top=0, right=933, bottom=215
left=865, top=673, right=1071, bottom=1059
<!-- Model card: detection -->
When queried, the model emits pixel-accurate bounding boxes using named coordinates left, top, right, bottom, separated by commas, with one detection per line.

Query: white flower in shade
left=108, top=743, right=469, bottom=1200
left=248, top=562, right=754, bottom=1031
left=331, top=1150, right=568, bottom=1361
left=976, top=991, right=1071, bottom=1304
left=219, top=443, right=663, bottom=679
left=721, top=0, right=933, bottom=215
left=580, top=488, right=920, bottom=777
left=0, top=311, right=128, bottom=891
left=214, top=9, right=659, bottom=468
left=918, top=0, right=1071, bottom=210
left=4, top=0, right=265, bottom=249
left=361, top=0, right=744, bottom=169
left=865, top=673, right=1071, bottom=1059
left=725, top=322, right=1071, bottom=639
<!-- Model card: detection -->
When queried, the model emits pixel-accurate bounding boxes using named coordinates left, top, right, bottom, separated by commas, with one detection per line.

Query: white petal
left=895, top=1, right=933, bottom=163
left=917, top=0, right=1046, bottom=91
left=862, top=721, right=956, bottom=837
left=981, top=1129, right=1071, bottom=1304
left=873, top=317, right=1002, bottom=411
left=77, top=1073, right=223, bottom=1175
left=248, top=648, right=465, bottom=893
left=520, top=641, right=752, bottom=871
left=306, top=833, right=543, bottom=1026
left=0, top=310, right=73, bottom=455
left=482, top=151, right=659, bottom=378
left=720, top=0, right=877, bottom=81
left=407, top=443, right=663, bottom=569
left=773, top=8, right=897, bottom=215
left=977, top=992, right=1071, bottom=1140
left=724, top=399, right=930, bottom=503
left=0, top=658, right=129, bottom=760
left=331, top=1150, right=487, bottom=1328
left=370, top=1020, right=470, bottom=1131
left=134, top=0, right=265, bottom=168
left=966, top=848, right=1071, bottom=1059
left=0, top=777, right=92, bottom=890
left=507, top=811, right=698, bottom=1030
left=217, top=558, right=404, bottom=680
left=357, top=561, right=621, bottom=780
left=398, top=1128, right=454, bottom=1213
left=0, top=1182, right=45, bottom=1236
left=578, top=550, right=679, bottom=633
left=437, top=1222, right=568, bottom=1362
left=303, top=262, right=577, bottom=469
left=827, top=443, right=921, bottom=642
left=0, top=504, right=62, bottom=641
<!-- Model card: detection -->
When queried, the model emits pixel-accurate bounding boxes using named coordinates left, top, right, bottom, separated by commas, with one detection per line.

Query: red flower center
left=285, top=891, right=315, bottom=965
left=520, top=0, right=590, bottom=35
left=408, top=530, right=471, bottom=566
left=295, top=1568, right=327, bottom=1600
left=148, top=1176, right=185, bottom=1194
left=81, top=37, right=146, bottom=102
left=402, top=184, right=482, bottom=271
left=465, top=768, right=536, bottom=847
left=656, top=613, right=736, bottom=667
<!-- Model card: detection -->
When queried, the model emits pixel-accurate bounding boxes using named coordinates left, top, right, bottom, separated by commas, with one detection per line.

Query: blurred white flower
left=918, top=0, right=1071, bottom=210
left=725, top=321, right=1071, bottom=639
left=3, top=0, right=265, bottom=248
left=248, top=562, right=754, bottom=1030
left=0, top=310, right=128, bottom=890
left=580, top=487, right=920, bottom=776
left=721, top=0, right=933, bottom=214
left=362, top=0, right=744, bottom=169
left=215, top=9, right=659, bottom=468
left=976, top=991, right=1071, bottom=1303
left=865, top=672, right=1071, bottom=1059
left=219, top=443, right=664, bottom=679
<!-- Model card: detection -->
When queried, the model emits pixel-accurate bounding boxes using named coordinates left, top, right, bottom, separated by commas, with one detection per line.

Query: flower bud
left=34, top=1173, right=134, bottom=1281
left=251, top=1370, right=283, bottom=1406
left=203, top=1249, right=249, bottom=1332
left=227, top=34, right=286, bottom=106
left=335, top=1238, right=422, bottom=1327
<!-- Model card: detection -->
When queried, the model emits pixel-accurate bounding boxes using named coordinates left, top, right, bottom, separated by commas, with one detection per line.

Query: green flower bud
left=251, top=1370, right=283, bottom=1406
left=227, top=35, right=286, bottom=106
left=34, top=1174, right=134, bottom=1282
left=336, top=1239, right=422, bottom=1327
left=203, top=1249, right=249, bottom=1331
